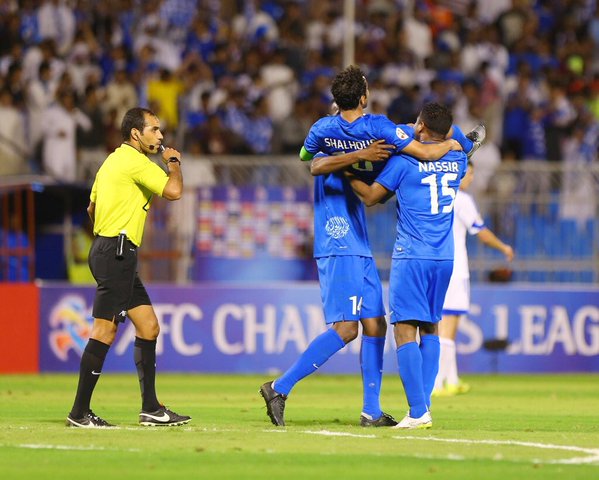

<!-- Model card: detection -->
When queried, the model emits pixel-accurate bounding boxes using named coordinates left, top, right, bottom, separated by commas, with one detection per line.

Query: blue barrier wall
left=40, top=283, right=599, bottom=374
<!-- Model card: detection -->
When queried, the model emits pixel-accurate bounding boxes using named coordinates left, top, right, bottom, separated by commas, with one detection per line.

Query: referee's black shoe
left=66, top=410, right=115, bottom=428
left=259, top=381, right=287, bottom=426
left=360, top=411, right=398, bottom=427
left=139, top=405, right=191, bottom=426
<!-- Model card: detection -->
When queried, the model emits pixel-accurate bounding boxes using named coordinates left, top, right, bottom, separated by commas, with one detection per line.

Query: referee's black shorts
left=88, top=235, right=151, bottom=322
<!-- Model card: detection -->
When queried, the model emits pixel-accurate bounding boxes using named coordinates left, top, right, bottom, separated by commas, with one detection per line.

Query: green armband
left=299, top=146, right=314, bottom=162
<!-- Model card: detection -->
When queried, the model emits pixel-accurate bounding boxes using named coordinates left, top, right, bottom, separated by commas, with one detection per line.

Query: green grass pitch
left=0, top=373, right=598, bottom=479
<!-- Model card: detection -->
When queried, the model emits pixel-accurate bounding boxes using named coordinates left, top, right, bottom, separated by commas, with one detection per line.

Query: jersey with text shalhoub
left=375, top=149, right=468, bottom=260
left=303, top=114, right=415, bottom=184
left=312, top=153, right=372, bottom=258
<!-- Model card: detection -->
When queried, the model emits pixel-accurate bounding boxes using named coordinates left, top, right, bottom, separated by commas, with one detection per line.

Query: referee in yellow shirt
left=66, top=107, right=190, bottom=428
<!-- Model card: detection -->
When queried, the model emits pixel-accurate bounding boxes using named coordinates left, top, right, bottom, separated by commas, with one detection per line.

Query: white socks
left=435, top=337, right=458, bottom=389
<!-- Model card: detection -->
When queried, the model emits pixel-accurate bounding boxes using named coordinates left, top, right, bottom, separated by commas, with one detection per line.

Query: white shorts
left=442, top=275, right=470, bottom=314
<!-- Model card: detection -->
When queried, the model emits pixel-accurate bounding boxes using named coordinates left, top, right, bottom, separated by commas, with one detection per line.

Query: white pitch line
left=8, top=443, right=140, bottom=452
left=392, top=435, right=599, bottom=465
left=302, top=429, right=376, bottom=439
left=395, top=435, right=599, bottom=456
left=296, top=430, right=599, bottom=466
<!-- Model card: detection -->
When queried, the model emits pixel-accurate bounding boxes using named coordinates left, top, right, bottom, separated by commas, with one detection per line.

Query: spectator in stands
left=41, top=88, right=91, bottom=182
left=278, top=1, right=306, bottom=74
left=545, top=80, right=577, bottom=163
left=260, top=47, right=297, bottom=122
left=103, top=69, right=138, bottom=129
left=387, top=84, right=422, bottom=125
left=5, top=62, right=26, bottom=109
left=160, top=0, right=198, bottom=43
left=511, top=102, right=553, bottom=217
left=146, top=68, right=184, bottom=134
left=404, top=3, right=433, bottom=66
left=0, top=12, right=23, bottom=59
left=246, top=95, right=273, bottom=155
left=77, top=85, right=106, bottom=182
left=22, top=38, right=65, bottom=86
left=65, top=29, right=102, bottom=98
left=272, top=97, right=313, bottom=154
left=183, top=16, right=218, bottom=63
left=37, top=0, right=76, bottom=56
left=19, top=0, right=41, bottom=46
left=133, top=3, right=181, bottom=72
left=0, top=87, right=28, bottom=176
left=232, top=0, right=279, bottom=48
left=196, top=113, right=235, bottom=155
left=25, top=60, right=57, bottom=162
left=221, top=86, right=252, bottom=154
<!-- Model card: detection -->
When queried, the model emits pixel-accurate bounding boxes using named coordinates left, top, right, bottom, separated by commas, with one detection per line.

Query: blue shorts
left=389, top=258, right=453, bottom=324
left=316, top=256, right=385, bottom=324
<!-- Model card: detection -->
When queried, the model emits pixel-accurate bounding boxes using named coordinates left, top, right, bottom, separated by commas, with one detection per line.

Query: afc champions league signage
left=40, top=284, right=599, bottom=374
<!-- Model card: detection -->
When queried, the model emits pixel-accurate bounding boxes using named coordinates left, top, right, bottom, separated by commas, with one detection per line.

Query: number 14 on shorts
left=349, top=295, right=363, bottom=315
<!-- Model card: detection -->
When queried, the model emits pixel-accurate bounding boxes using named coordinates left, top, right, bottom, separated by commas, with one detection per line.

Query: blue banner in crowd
left=39, top=283, right=599, bottom=374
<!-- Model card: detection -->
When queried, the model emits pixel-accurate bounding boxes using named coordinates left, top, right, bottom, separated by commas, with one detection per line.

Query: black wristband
left=168, top=158, right=180, bottom=165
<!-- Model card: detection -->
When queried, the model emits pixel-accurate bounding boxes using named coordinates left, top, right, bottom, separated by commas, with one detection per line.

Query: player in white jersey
left=434, top=161, right=514, bottom=396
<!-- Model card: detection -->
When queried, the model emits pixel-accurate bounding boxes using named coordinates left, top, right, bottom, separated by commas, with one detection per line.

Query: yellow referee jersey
left=90, top=144, right=169, bottom=247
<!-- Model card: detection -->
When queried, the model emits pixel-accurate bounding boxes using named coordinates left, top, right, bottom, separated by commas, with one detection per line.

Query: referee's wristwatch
left=168, top=157, right=181, bottom=165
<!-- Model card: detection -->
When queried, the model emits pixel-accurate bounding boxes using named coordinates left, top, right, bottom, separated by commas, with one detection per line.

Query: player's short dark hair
left=331, top=65, right=368, bottom=111
left=120, top=107, right=156, bottom=141
left=419, top=103, right=453, bottom=138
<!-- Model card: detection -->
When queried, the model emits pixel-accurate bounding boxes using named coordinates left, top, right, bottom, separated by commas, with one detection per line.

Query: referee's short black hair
left=121, top=107, right=156, bottom=141
left=331, top=65, right=368, bottom=111
left=419, top=103, right=453, bottom=138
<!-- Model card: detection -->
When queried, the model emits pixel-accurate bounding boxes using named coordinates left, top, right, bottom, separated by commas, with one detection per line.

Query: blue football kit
left=375, top=149, right=468, bottom=323
left=311, top=154, right=385, bottom=322
left=272, top=112, right=471, bottom=424
left=274, top=152, right=386, bottom=420
left=373, top=147, right=467, bottom=420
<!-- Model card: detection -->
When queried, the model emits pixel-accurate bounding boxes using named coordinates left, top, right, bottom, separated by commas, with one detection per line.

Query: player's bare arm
left=402, top=138, right=462, bottom=161
left=309, top=140, right=394, bottom=176
left=346, top=174, right=390, bottom=207
left=478, top=228, right=515, bottom=261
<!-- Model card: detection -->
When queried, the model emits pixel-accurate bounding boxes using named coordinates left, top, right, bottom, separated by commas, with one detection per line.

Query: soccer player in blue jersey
left=259, top=66, right=471, bottom=428
left=348, top=102, right=468, bottom=429
left=300, top=65, right=470, bottom=184
left=259, top=143, right=397, bottom=428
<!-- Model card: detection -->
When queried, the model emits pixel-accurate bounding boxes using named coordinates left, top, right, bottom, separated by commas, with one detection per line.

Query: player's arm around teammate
left=346, top=173, right=390, bottom=206
left=310, top=139, right=395, bottom=175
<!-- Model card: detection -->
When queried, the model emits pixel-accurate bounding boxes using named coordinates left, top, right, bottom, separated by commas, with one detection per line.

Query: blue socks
left=274, top=328, right=345, bottom=396
left=419, top=335, right=440, bottom=409
left=360, top=335, right=385, bottom=419
left=397, top=341, right=427, bottom=418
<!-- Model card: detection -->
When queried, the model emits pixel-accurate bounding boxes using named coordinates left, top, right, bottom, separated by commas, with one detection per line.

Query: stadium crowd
left=0, top=0, right=598, bottom=193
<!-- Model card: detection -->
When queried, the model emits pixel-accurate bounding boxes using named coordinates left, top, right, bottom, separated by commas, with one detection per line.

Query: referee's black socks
left=70, top=338, right=110, bottom=418
left=134, top=337, right=161, bottom=412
